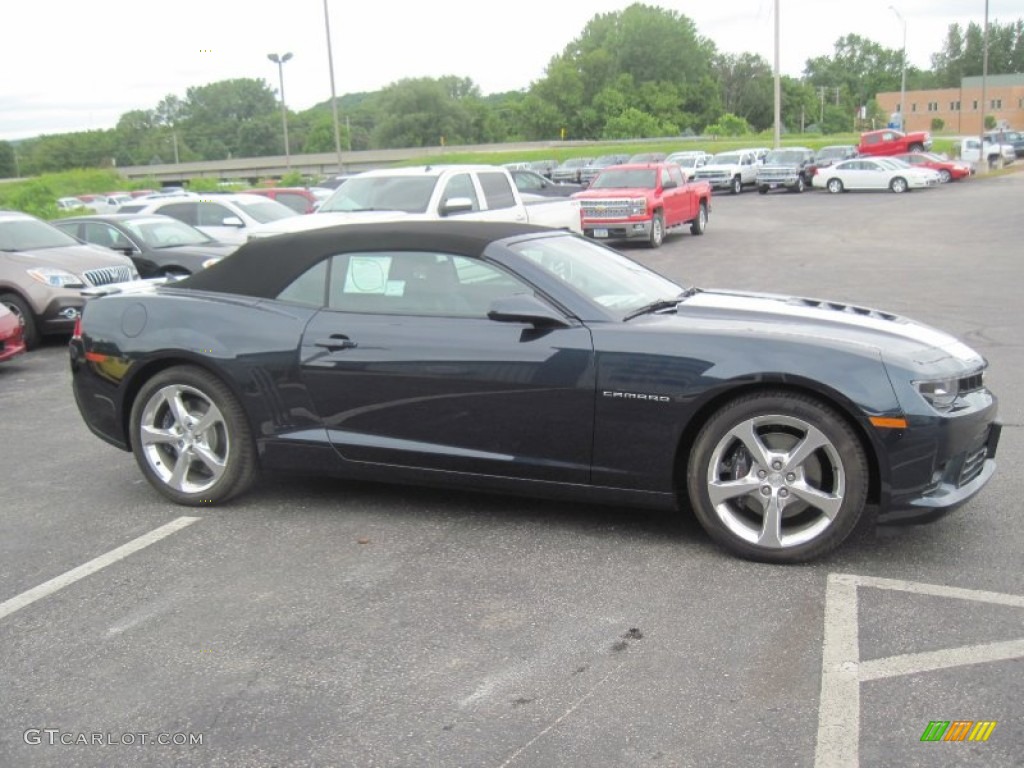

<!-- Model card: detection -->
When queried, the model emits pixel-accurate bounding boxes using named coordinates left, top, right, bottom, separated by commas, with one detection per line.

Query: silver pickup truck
left=248, top=166, right=582, bottom=238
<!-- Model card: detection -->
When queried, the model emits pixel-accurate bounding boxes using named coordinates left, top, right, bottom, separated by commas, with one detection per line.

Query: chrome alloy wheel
left=139, top=384, right=229, bottom=494
left=704, top=414, right=845, bottom=549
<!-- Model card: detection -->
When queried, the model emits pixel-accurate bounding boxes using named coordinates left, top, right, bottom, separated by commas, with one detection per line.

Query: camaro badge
left=602, top=390, right=671, bottom=403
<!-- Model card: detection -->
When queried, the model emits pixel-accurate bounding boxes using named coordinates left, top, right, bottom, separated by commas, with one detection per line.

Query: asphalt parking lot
left=2, top=172, right=1022, bottom=768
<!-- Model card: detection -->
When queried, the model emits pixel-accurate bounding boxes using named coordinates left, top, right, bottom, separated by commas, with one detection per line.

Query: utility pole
left=267, top=52, right=294, bottom=171
left=773, top=0, right=781, bottom=149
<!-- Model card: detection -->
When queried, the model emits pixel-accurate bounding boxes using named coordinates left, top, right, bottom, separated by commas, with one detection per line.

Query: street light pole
left=267, top=52, right=293, bottom=170
left=322, top=0, right=345, bottom=173
left=889, top=6, right=907, bottom=130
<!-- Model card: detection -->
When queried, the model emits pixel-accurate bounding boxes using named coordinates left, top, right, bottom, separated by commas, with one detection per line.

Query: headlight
left=914, top=377, right=960, bottom=412
left=201, top=258, right=222, bottom=270
left=26, top=268, right=85, bottom=288
left=630, top=198, right=647, bottom=216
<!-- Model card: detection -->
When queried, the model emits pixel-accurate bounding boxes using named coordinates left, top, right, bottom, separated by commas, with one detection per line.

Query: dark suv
left=756, top=147, right=816, bottom=194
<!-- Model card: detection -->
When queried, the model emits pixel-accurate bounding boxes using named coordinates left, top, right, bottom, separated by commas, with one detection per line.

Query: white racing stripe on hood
left=686, top=291, right=984, bottom=365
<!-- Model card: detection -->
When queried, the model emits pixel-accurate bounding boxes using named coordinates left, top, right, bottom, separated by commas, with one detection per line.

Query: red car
left=246, top=187, right=319, bottom=214
left=0, top=302, right=26, bottom=362
left=894, top=153, right=973, bottom=183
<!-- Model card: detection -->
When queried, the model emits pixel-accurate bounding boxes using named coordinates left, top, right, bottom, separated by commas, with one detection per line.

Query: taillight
left=72, top=316, right=82, bottom=339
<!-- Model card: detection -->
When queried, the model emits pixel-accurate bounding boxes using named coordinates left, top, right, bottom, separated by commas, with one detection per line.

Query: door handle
left=314, top=335, right=358, bottom=351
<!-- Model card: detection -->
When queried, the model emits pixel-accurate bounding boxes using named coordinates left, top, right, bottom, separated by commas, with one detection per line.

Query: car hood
left=3, top=244, right=134, bottom=273
left=247, top=210, right=426, bottom=237
left=646, top=289, right=984, bottom=371
left=696, top=163, right=740, bottom=172
left=573, top=187, right=652, bottom=199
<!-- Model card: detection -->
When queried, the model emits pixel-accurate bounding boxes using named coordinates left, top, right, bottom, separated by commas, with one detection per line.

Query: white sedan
left=812, top=156, right=941, bottom=193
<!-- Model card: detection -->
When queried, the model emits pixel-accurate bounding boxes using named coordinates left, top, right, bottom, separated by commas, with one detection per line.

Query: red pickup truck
left=858, top=129, right=932, bottom=157
left=571, top=163, right=712, bottom=248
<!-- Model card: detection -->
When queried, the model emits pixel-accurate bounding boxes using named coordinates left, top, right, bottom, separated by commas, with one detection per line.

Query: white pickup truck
left=248, top=165, right=582, bottom=238
left=692, top=149, right=760, bottom=195
left=959, top=137, right=1016, bottom=169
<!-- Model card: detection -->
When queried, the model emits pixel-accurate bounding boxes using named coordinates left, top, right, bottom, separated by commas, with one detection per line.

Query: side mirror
left=222, top=216, right=245, bottom=227
left=662, top=180, right=677, bottom=190
left=487, top=295, right=568, bottom=328
left=440, top=197, right=474, bottom=216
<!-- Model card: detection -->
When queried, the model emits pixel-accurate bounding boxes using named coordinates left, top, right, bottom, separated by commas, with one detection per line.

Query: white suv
left=118, top=193, right=298, bottom=245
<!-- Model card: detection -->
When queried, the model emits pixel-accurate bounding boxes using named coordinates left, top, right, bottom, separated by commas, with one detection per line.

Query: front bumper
left=878, top=413, right=1001, bottom=525
left=582, top=219, right=653, bottom=241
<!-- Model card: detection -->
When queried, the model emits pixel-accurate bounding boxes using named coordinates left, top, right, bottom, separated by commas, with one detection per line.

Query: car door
left=296, top=250, right=596, bottom=482
left=195, top=202, right=247, bottom=243
left=477, top=171, right=526, bottom=223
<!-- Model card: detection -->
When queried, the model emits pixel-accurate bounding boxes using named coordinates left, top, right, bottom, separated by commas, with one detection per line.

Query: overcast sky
left=0, top=0, right=1012, bottom=141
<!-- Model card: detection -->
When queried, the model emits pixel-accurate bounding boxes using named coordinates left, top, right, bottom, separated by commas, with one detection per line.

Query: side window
left=158, top=202, right=197, bottom=225
left=326, top=251, right=532, bottom=317
left=197, top=203, right=235, bottom=227
left=668, top=166, right=685, bottom=186
left=478, top=172, right=517, bottom=210
left=277, top=260, right=328, bottom=306
left=83, top=222, right=132, bottom=249
left=439, top=174, right=480, bottom=213
left=865, top=134, right=879, bottom=145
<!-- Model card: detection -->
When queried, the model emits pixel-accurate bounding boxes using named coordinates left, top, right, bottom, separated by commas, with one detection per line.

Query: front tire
left=909, top=143, right=924, bottom=152
left=648, top=212, right=664, bottom=248
left=686, top=391, right=868, bottom=563
left=791, top=176, right=806, bottom=193
left=689, top=202, right=707, bottom=235
left=731, top=176, right=743, bottom=195
left=0, top=293, right=39, bottom=349
left=826, top=178, right=843, bottom=194
left=130, top=366, right=258, bottom=505
left=890, top=176, right=909, bottom=193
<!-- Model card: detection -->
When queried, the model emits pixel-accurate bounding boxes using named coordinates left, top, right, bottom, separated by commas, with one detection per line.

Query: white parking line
left=0, top=517, right=200, bottom=621
left=814, top=572, right=1024, bottom=768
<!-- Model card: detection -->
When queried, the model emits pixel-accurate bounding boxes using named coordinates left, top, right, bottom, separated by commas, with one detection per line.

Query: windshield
left=509, top=235, right=685, bottom=316
left=234, top=200, right=297, bottom=224
left=0, top=217, right=82, bottom=251
left=590, top=169, right=658, bottom=189
left=559, top=159, right=588, bottom=169
left=710, top=153, right=740, bottom=165
left=764, top=151, right=807, bottom=164
left=816, top=147, right=850, bottom=160
left=319, top=176, right=438, bottom=213
left=121, top=217, right=215, bottom=248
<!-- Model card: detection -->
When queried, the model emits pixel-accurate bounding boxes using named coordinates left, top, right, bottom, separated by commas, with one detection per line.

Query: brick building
left=876, top=73, right=1024, bottom=133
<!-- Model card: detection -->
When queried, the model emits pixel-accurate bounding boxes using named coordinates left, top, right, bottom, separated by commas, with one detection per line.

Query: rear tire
left=909, top=143, right=924, bottom=152
left=130, top=365, right=258, bottom=505
left=0, top=293, right=39, bottom=350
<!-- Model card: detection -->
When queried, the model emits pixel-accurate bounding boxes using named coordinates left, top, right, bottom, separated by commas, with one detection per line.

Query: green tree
left=704, top=113, right=750, bottom=136
left=603, top=108, right=678, bottom=138
left=0, top=141, right=16, bottom=178
left=178, top=78, right=278, bottom=160
left=713, top=53, right=774, bottom=132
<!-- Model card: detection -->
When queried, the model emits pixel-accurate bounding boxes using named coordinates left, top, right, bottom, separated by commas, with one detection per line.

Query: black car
left=509, top=169, right=583, bottom=197
left=54, top=214, right=237, bottom=277
left=69, top=221, right=1000, bottom=563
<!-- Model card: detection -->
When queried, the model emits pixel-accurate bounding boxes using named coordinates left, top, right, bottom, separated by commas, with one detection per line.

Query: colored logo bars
left=920, top=720, right=997, bottom=742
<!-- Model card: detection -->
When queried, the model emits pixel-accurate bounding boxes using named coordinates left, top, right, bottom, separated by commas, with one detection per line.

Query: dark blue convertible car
left=70, top=221, right=999, bottom=562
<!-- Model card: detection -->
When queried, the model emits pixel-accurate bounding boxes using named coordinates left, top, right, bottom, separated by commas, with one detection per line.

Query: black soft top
left=176, top=220, right=556, bottom=299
